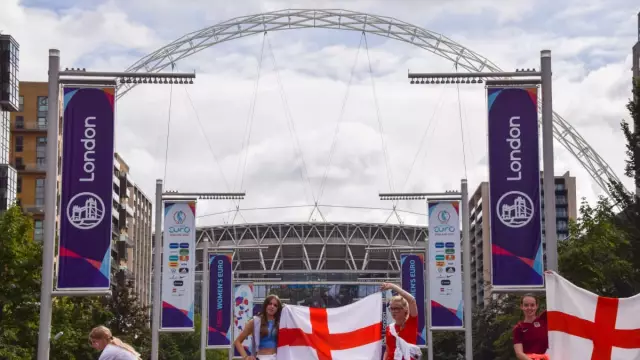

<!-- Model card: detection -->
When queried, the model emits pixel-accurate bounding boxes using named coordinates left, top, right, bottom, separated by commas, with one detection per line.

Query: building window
left=34, top=220, right=44, bottom=242
left=35, top=178, right=45, bottom=206
left=15, top=156, right=23, bottom=170
left=14, top=136, right=23, bottom=152
left=37, top=96, right=48, bottom=118
left=556, top=195, right=567, bottom=205
left=15, top=115, right=24, bottom=129
left=36, top=137, right=46, bottom=165
left=557, top=220, right=568, bottom=231
left=37, top=116, right=47, bottom=129
left=16, top=175, right=21, bottom=193
left=555, top=183, right=565, bottom=191
left=19, top=96, right=24, bottom=112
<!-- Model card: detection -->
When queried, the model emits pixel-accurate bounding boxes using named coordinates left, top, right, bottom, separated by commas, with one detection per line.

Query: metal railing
left=13, top=122, right=48, bottom=131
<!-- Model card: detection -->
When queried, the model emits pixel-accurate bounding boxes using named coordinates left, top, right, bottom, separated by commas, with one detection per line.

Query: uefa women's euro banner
left=401, top=254, right=426, bottom=346
left=207, top=254, right=232, bottom=348
left=428, top=201, right=463, bottom=329
left=160, top=201, right=196, bottom=330
left=487, top=86, right=543, bottom=288
left=57, top=86, right=115, bottom=291
left=233, top=284, right=254, bottom=357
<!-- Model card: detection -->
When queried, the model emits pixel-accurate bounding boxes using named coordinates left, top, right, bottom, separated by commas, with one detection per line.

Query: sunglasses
left=389, top=306, right=404, bottom=311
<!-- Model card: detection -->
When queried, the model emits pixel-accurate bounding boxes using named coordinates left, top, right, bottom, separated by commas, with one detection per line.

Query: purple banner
left=487, top=87, right=543, bottom=287
left=401, top=254, right=426, bottom=346
left=57, top=86, right=115, bottom=290
left=207, top=254, right=232, bottom=348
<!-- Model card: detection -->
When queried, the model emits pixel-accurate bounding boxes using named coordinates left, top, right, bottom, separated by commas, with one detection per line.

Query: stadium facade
left=189, top=222, right=427, bottom=311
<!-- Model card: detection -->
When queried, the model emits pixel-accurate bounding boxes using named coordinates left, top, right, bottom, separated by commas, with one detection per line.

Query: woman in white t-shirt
left=89, top=326, right=141, bottom=360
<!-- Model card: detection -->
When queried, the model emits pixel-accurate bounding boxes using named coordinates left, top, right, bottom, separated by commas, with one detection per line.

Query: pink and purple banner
left=207, top=254, right=232, bottom=348
left=487, top=86, right=544, bottom=287
left=57, top=86, right=115, bottom=291
left=161, top=201, right=196, bottom=330
left=400, top=254, right=426, bottom=346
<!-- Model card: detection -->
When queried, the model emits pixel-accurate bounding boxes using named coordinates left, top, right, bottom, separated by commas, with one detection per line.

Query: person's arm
left=514, top=343, right=532, bottom=360
left=381, top=282, right=418, bottom=317
left=233, top=319, right=255, bottom=360
left=383, top=350, right=388, bottom=360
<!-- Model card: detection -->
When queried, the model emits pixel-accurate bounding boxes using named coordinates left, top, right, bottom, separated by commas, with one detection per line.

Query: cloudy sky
left=2, top=0, right=638, bottom=226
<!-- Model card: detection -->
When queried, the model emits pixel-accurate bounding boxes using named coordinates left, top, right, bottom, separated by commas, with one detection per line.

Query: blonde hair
left=389, top=295, right=410, bottom=320
left=89, top=326, right=141, bottom=359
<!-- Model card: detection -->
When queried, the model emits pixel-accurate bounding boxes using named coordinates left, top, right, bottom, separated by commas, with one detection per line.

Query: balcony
left=112, top=206, right=119, bottom=219
left=113, top=189, right=119, bottom=202
left=113, top=173, right=120, bottom=185
left=13, top=121, right=47, bottom=133
left=16, top=162, right=46, bottom=174
left=119, top=232, right=135, bottom=248
left=24, top=204, right=45, bottom=214
left=124, top=203, right=134, bottom=218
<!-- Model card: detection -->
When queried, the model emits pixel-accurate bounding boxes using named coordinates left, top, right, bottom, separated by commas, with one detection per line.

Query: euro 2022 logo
left=66, top=192, right=106, bottom=230
left=168, top=209, right=190, bottom=235
left=496, top=190, right=535, bottom=228
left=173, top=210, right=186, bottom=224
left=437, top=210, right=451, bottom=224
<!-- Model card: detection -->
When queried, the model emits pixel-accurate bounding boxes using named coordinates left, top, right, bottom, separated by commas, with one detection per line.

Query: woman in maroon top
left=513, top=293, right=548, bottom=360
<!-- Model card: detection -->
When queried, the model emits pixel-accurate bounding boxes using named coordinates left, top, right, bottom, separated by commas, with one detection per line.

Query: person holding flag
left=512, top=293, right=549, bottom=360
left=234, top=295, right=284, bottom=360
left=381, top=282, right=422, bottom=360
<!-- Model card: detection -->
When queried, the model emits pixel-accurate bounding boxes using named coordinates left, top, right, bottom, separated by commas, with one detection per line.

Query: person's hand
left=380, top=282, right=395, bottom=291
left=244, top=356, right=256, bottom=360
left=544, top=270, right=554, bottom=274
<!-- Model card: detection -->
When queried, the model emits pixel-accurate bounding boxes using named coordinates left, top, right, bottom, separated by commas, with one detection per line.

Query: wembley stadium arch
left=120, top=9, right=627, bottom=202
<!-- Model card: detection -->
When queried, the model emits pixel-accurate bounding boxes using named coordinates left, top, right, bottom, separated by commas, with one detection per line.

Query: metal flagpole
left=425, top=224, right=434, bottom=360
left=540, top=50, right=558, bottom=272
left=200, top=238, right=209, bottom=360
left=151, top=179, right=163, bottom=360
left=36, top=48, right=61, bottom=360
left=461, top=179, right=473, bottom=359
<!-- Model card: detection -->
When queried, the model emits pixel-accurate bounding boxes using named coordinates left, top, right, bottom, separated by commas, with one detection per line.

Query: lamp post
left=379, top=186, right=466, bottom=360
left=152, top=184, right=245, bottom=360
left=37, top=49, right=196, bottom=360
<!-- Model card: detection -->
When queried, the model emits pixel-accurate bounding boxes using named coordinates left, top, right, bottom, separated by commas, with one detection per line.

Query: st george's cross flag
left=277, top=292, right=383, bottom=360
left=545, top=271, right=640, bottom=360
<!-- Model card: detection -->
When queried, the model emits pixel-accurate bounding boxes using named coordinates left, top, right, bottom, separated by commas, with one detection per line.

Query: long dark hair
left=260, top=294, right=283, bottom=338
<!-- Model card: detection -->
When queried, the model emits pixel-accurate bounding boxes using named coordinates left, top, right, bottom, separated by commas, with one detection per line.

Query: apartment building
left=113, top=154, right=153, bottom=307
left=9, top=82, right=50, bottom=240
left=468, top=171, right=577, bottom=306
left=0, top=34, right=20, bottom=212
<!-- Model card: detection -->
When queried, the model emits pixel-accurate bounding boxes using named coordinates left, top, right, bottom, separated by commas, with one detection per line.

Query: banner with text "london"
left=57, top=86, right=115, bottom=291
left=207, top=254, right=232, bottom=348
left=161, top=201, right=197, bottom=331
left=487, top=87, right=543, bottom=288
left=428, top=201, right=463, bottom=329
left=400, top=254, right=426, bottom=346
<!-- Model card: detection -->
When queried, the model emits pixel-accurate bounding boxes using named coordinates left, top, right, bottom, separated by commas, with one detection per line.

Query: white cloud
left=3, top=0, right=638, bottom=227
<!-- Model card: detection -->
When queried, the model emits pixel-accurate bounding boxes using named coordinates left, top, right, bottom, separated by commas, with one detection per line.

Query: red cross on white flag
left=277, top=292, right=383, bottom=360
left=545, top=271, right=640, bottom=360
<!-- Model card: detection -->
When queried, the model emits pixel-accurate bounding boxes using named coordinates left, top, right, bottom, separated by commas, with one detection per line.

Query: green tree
left=559, top=197, right=639, bottom=297
left=0, top=205, right=41, bottom=359
left=50, top=296, right=113, bottom=359
left=104, top=280, right=152, bottom=357
left=158, top=314, right=225, bottom=360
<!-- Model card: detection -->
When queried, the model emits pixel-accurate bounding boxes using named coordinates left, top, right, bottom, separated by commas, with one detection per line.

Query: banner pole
left=461, top=179, right=473, bottom=360
left=36, top=48, right=60, bottom=360
left=201, top=239, right=209, bottom=360
left=540, top=50, right=557, bottom=272
left=425, top=208, right=434, bottom=360
left=151, top=179, right=163, bottom=360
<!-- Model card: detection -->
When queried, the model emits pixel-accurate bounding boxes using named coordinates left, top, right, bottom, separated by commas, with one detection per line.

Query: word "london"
left=506, top=116, right=524, bottom=181
left=80, top=116, right=97, bottom=182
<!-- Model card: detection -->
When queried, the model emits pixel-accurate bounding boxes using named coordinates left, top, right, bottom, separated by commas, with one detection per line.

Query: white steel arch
left=119, top=9, right=626, bottom=199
